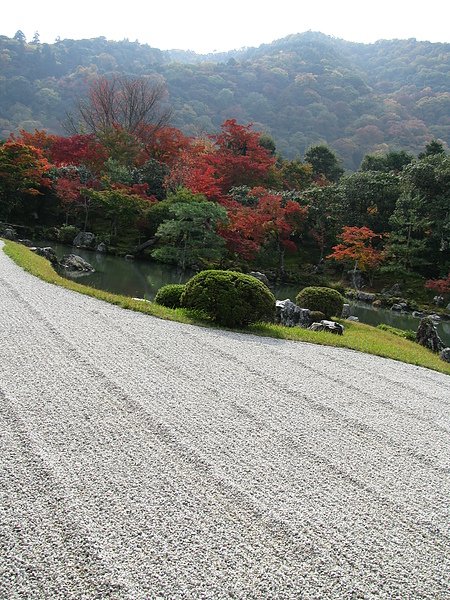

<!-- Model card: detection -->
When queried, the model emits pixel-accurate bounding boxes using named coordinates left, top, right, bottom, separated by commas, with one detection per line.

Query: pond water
left=42, top=242, right=450, bottom=346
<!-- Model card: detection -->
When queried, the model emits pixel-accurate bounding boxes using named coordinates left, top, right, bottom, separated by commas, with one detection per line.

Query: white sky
left=4, top=0, right=450, bottom=52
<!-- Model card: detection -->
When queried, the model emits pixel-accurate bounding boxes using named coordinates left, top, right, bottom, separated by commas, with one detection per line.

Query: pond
left=42, top=242, right=450, bottom=346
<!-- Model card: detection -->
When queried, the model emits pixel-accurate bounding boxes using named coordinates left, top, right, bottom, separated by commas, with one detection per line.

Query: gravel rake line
left=159, top=327, right=449, bottom=471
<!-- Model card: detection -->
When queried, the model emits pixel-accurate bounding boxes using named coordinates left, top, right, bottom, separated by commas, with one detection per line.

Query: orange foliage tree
left=0, top=141, right=51, bottom=219
left=327, top=226, right=385, bottom=286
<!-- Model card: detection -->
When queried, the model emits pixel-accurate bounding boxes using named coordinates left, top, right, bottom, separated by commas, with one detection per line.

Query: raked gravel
left=0, top=242, right=449, bottom=599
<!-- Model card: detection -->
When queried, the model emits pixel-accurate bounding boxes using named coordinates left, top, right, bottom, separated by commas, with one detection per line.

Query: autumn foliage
left=327, top=226, right=385, bottom=271
left=425, top=273, right=450, bottom=295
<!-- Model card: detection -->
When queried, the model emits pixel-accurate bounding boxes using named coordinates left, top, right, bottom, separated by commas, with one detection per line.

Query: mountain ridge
left=1, top=31, right=449, bottom=168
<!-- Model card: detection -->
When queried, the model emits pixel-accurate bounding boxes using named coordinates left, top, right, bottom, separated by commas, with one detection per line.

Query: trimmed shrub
left=154, top=284, right=186, bottom=308
left=58, top=225, right=79, bottom=244
left=309, top=310, right=326, bottom=323
left=181, top=270, right=275, bottom=327
left=296, top=286, right=344, bottom=319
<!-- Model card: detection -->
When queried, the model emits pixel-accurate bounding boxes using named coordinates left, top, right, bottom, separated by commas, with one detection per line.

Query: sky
left=5, top=0, right=450, bottom=53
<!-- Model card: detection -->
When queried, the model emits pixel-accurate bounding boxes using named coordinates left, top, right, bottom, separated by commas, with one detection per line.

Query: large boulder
left=309, top=320, right=344, bottom=335
left=59, top=254, right=95, bottom=272
left=32, top=246, right=58, bottom=265
left=73, top=231, right=96, bottom=249
left=356, top=291, right=377, bottom=303
left=276, top=299, right=310, bottom=328
left=2, top=227, right=18, bottom=240
left=416, top=317, right=444, bottom=353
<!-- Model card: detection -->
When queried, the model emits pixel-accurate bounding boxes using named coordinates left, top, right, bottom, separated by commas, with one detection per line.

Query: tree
left=401, top=153, right=450, bottom=271
left=360, top=150, right=414, bottom=173
left=220, top=188, right=307, bottom=270
left=386, top=193, right=430, bottom=271
left=210, top=119, right=276, bottom=192
left=50, top=134, right=108, bottom=172
left=304, top=145, right=344, bottom=183
left=219, top=200, right=267, bottom=260
left=337, top=171, right=401, bottom=232
left=66, top=75, right=171, bottom=141
left=13, top=30, right=26, bottom=43
left=303, top=185, right=345, bottom=259
left=425, top=273, right=450, bottom=296
left=152, top=198, right=228, bottom=270
left=327, top=226, right=384, bottom=286
left=255, top=191, right=307, bottom=273
left=87, top=189, right=153, bottom=238
left=54, top=165, right=98, bottom=230
left=0, top=141, right=51, bottom=220
left=279, top=159, right=313, bottom=190
left=418, top=139, right=446, bottom=159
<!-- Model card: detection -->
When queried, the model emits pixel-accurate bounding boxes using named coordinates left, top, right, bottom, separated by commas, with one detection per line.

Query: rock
left=341, top=303, right=351, bottom=318
left=439, top=348, right=450, bottom=362
left=412, top=311, right=424, bottom=318
left=372, top=299, right=382, bottom=308
left=124, top=254, right=134, bottom=260
left=356, top=291, right=377, bottom=303
left=73, top=231, right=96, bottom=249
left=275, top=299, right=310, bottom=328
left=391, top=304, right=403, bottom=312
left=382, top=282, right=401, bottom=296
left=309, top=320, right=344, bottom=335
left=96, top=242, right=108, bottom=253
left=59, top=254, right=95, bottom=272
left=249, top=271, right=271, bottom=288
left=347, top=316, right=359, bottom=322
left=433, top=295, right=445, bottom=307
left=429, top=313, right=441, bottom=322
left=18, top=239, right=33, bottom=247
left=446, top=303, right=450, bottom=312
left=32, top=246, right=58, bottom=265
left=399, top=302, right=408, bottom=311
left=416, top=317, right=444, bottom=353
left=2, top=227, right=17, bottom=240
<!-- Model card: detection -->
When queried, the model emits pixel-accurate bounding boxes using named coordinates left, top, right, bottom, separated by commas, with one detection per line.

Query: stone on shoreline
left=60, top=254, right=95, bottom=272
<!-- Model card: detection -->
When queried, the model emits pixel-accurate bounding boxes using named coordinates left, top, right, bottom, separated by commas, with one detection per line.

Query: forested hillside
left=0, top=31, right=449, bottom=168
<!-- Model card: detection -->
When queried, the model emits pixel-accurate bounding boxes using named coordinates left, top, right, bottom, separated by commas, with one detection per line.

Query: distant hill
left=0, top=31, right=449, bottom=168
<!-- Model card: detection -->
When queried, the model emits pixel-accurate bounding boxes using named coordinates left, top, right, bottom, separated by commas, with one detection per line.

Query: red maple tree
left=327, top=226, right=385, bottom=283
left=425, top=273, right=450, bottom=295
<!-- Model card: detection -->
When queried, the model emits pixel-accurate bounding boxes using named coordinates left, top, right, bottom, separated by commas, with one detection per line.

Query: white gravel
left=1, top=242, right=449, bottom=599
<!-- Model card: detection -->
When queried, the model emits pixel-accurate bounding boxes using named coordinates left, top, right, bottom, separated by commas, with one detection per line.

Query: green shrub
left=41, top=226, right=59, bottom=241
left=181, top=270, right=275, bottom=327
left=309, top=310, right=326, bottom=323
left=58, top=225, right=79, bottom=244
left=296, top=286, right=344, bottom=319
left=154, top=284, right=186, bottom=308
left=328, top=282, right=347, bottom=296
